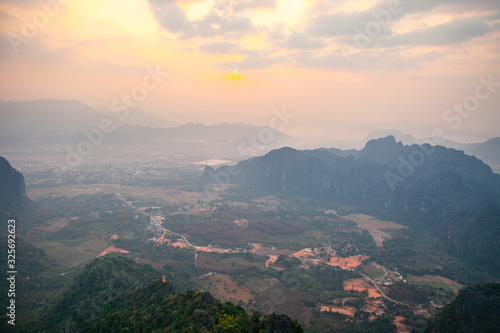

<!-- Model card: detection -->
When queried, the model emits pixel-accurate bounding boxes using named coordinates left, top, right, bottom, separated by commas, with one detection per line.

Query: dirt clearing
left=344, top=278, right=383, bottom=298
left=320, top=305, right=355, bottom=316
left=97, top=245, right=131, bottom=257
left=327, top=255, right=368, bottom=269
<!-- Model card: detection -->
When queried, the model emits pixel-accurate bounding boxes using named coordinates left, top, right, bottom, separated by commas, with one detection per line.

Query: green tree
left=217, top=314, right=239, bottom=333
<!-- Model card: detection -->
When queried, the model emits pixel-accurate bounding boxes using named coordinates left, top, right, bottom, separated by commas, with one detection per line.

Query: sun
left=220, top=69, right=247, bottom=82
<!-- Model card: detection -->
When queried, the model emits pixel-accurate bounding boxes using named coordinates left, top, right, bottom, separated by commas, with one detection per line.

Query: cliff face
left=213, top=137, right=500, bottom=270
left=424, top=283, right=500, bottom=333
left=0, top=156, right=26, bottom=215
left=217, top=137, right=499, bottom=216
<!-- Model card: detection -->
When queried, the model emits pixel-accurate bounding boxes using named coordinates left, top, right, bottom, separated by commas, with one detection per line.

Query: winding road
left=358, top=272, right=401, bottom=304
left=74, top=179, right=195, bottom=247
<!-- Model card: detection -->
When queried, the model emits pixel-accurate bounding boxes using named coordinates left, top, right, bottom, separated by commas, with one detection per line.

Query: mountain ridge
left=213, top=136, right=500, bottom=272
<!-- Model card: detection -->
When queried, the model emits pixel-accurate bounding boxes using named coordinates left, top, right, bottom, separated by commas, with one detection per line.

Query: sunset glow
left=0, top=0, right=498, bottom=140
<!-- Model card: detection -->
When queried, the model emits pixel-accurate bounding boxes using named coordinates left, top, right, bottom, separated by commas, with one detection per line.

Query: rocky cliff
left=0, top=156, right=26, bottom=215
left=424, top=283, right=500, bottom=333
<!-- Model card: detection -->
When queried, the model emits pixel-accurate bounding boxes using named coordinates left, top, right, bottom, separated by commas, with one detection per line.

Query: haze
left=1, top=0, right=499, bottom=142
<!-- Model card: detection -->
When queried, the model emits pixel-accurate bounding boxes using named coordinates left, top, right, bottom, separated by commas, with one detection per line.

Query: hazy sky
left=1, top=0, right=499, bottom=141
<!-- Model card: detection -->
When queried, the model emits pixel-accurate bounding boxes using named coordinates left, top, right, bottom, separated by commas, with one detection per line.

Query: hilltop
left=21, top=257, right=303, bottom=333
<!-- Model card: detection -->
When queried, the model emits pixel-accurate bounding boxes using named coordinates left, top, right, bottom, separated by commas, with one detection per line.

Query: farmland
left=17, top=176, right=470, bottom=332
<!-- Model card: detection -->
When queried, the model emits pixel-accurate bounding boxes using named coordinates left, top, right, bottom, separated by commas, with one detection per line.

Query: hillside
left=214, top=136, right=500, bottom=272
left=423, top=282, right=500, bottom=333
left=23, top=257, right=303, bottom=333
left=471, top=137, right=500, bottom=173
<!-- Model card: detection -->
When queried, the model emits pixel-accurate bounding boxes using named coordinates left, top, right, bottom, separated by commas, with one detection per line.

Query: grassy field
left=33, top=236, right=109, bottom=267
left=200, top=274, right=255, bottom=309
left=343, top=213, right=406, bottom=247
left=27, top=183, right=206, bottom=204
left=220, top=257, right=266, bottom=270
left=27, top=185, right=96, bottom=199
left=406, top=275, right=464, bottom=294
left=363, top=262, right=386, bottom=279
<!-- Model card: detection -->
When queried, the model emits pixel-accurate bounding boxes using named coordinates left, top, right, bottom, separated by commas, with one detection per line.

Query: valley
left=6, top=159, right=481, bottom=332
left=2, top=1, right=500, bottom=329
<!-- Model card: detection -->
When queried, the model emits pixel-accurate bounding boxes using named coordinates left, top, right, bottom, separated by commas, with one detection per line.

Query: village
left=122, top=203, right=441, bottom=330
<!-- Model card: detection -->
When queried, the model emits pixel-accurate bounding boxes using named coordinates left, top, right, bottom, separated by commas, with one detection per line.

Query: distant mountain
left=363, top=130, right=417, bottom=146
left=0, top=99, right=292, bottom=161
left=107, top=122, right=291, bottom=143
left=423, top=282, right=500, bottom=333
left=0, top=99, right=107, bottom=137
left=362, top=130, right=499, bottom=173
left=114, top=107, right=178, bottom=128
left=214, top=136, right=500, bottom=271
left=0, top=155, right=26, bottom=215
left=470, top=138, right=500, bottom=173
left=26, top=257, right=303, bottom=333
left=0, top=99, right=176, bottom=138
left=362, top=129, right=478, bottom=151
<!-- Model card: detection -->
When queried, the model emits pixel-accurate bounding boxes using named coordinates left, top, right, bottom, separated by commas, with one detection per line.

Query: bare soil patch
left=394, top=316, right=412, bottom=333
left=320, top=305, right=356, bottom=316
left=97, top=245, right=131, bottom=257
left=171, top=241, right=192, bottom=249
left=343, top=278, right=383, bottom=299
left=291, top=248, right=315, bottom=259
left=327, top=255, right=368, bottom=269
left=249, top=243, right=292, bottom=256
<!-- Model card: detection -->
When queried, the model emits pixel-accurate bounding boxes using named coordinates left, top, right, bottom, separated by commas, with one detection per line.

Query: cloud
left=148, top=0, right=189, bottom=33
left=233, top=0, right=277, bottom=12
left=0, top=0, right=39, bottom=4
left=198, top=41, right=239, bottom=54
left=280, top=31, right=325, bottom=50
left=191, top=14, right=254, bottom=38
left=305, top=10, right=394, bottom=38
left=304, top=0, right=498, bottom=41
left=144, top=0, right=500, bottom=71
left=0, top=9, right=14, bottom=20
left=292, top=49, right=422, bottom=72
left=379, top=16, right=494, bottom=47
left=218, top=51, right=286, bottom=69
left=147, top=0, right=255, bottom=38
left=0, top=31, right=76, bottom=62
left=396, top=0, right=500, bottom=16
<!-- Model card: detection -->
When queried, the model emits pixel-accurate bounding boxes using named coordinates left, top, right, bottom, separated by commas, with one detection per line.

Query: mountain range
left=0, top=100, right=292, bottom=162
left=363, top=130, right=500, bottom=173
left=0, top=99, right=176, bottom=138
left=1, top=100, right=498, bottom=170
left=213, top=136, right=500, bottom=272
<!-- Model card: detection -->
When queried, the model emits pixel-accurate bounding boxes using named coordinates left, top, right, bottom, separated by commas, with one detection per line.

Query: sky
left=0, top=0, right=499, bottom=142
